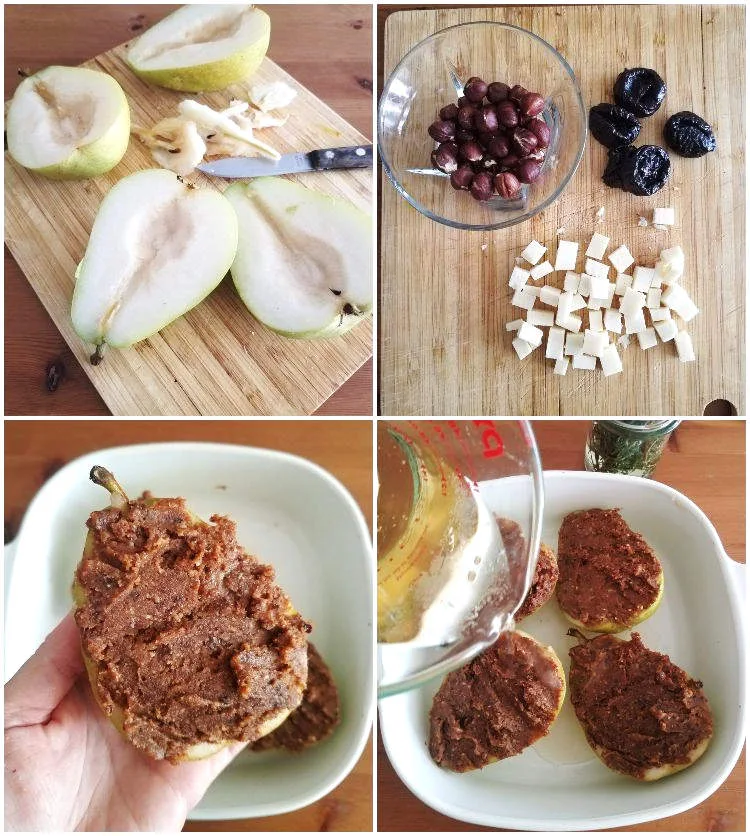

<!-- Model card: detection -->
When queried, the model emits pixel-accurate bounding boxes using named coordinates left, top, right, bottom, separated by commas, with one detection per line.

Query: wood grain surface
left=377, top=418, right=746, bottom=832
left=4, top=418, right=374, bottom=832
left=379, top=5, right=745, bottom=416
left=4, top=4, right=374, bottom=416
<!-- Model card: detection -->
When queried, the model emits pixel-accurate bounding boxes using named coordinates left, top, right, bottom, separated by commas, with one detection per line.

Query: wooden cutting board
left=5, top=45, right=372, bottom=416
left=380, top=5, right=744, bottom=416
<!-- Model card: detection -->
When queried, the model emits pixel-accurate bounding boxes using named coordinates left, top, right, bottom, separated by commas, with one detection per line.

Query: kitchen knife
left=197, top=144, right=373, bottom=178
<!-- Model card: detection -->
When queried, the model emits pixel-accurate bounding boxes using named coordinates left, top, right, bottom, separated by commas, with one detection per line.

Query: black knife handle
left=309, top=145, right=373, bottom=170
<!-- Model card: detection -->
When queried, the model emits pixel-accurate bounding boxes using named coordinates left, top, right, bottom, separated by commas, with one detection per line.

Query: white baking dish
left=378, top=470, right=745, bottom=831
left=4, top=442, right=373, bottom=821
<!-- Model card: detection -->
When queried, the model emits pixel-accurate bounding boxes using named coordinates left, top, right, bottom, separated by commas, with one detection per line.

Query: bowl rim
left=377, top=19, right=588, bottom=231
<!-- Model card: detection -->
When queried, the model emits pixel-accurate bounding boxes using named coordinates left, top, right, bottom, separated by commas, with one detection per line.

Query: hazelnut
left=439, top=103, right=459, bottom=121
left=474, top=105, right=499, bottom=133
left=511, top=127, right=539, bottom=156
left=432, top=142, right=459, bottom=173
left=487, top=81, right=510, bottom=103
left=494, top=171, right=521, bottom=199
left=470, top=171, right=494, bottom=201
left=457, top=95, right=470, bottom=108
left=457, top=105, right=477, bottom=130
left=527, top=119, right=551, bottom=149
left=458, top=140, right=484, bottom=163
left=487, top=136, right=510, bottom=159
left=450, top=165, right=474, bottom=190
left=520, top=92, right=545, bottom=118
left=428, top=119, right=456, bottom=142
left=464, top=77, right=488, bottom=103
left=509, top=84, right=528, bottom=103
left=455, top=128, right=475, bottom=144
left=476, top=131, right=497, bottom=149
left=479, top=158, right=499, bottom=176
left=515, top=159, right=543, bottom=183
left=496, top=100, right=520, bottom=129
left=500, top=153, right=520, bottom=170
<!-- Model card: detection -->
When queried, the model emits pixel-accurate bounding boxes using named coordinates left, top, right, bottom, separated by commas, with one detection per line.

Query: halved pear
left=6, top=66, right=130, bottom=180
left=126, top=5, right=270, bottom=92
left=226, top=178, right=372, bottom=338
left=70, top=168, right=238, bottom=364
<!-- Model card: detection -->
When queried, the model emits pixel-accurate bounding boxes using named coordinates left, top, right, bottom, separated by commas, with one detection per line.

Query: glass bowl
left=378, top=21, right=587, bottom=231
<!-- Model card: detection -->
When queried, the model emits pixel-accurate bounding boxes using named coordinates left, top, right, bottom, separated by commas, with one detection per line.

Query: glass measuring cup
left=377, top=419, right=544, bottom=697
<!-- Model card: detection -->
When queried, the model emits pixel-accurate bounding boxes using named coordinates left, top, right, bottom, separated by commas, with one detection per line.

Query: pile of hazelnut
left=428, top=77, right=549, bottom=201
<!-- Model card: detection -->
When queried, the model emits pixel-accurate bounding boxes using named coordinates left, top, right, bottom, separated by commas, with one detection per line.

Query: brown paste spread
left=428, top=631, right=564, bottom=772
left=568, top=633, right=713, bottom=778
left=251, top=642, right=340, bottom=752
left=556, top=509, right=662, bottom=627
left=496, top=518, right=558, bottom=621
left=74, top=495, right=310, bottom=762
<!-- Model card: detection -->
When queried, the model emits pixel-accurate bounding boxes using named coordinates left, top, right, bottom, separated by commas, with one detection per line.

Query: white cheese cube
left=573, top=352, right=597, bottom=370
left=655, top=318, right=679, bottom=342
left=509, top=266, right=531, bottom=289
left=655, top=245, right=684, bottom=285
left=615, top=273, right=633, bottom=296
left=521, top=240, right=547, bottom=265
left=583, top=329, right=608, bottom=357
left=555, top=240, right=579, bottom=272
left=540, top=285, right=562, bottom=306
left=586, top=232, right=609, bottom=260
left=646, top=288, right=662, bottom=308
left=604, top=282, right=616, bottom=307
left=621, top=288, right=646, bottom=317
left=578, top=273, right=592, bottom=297
left=662, top=285, right=699, bottom=322
left=525, top=285, right=541, bottom=297
left=562, top=314, right=583, bottom=333
left=631, top=266, right=655, bottom=293
left=650, top=272, right=663, bottom=289
left=604, top=308, right=623, bottom=334
left=675, top=330, right=695, bottom=362
left=563, top=272, right=580, bottom=292
left=600, top=343, right=623, bottom=376
left=569, top=293, right=587, bottom=312
left=588, top=296, right=607, bottom=311
left=565, top=333, right=585, bottom=355
left=527, top=310, right=555, bottom=327
left=588, top=310, right=604, bottom=331
left=553, top=356, right=570, bottom=376
left=512, top=337, right=535, bottom=359
left=649, top=307, right=671, bottom=322
left=556, top=292, right=572, bottom=323
left=530, top=260, right=554, bottom=281
left=636, top=327, right=658, bottom=350
left=585, top=258, right=611, bottom=280
left=653, top=207, right=675, bottom=226
left=505, top=319, right=524, bottom=331
left=624, top=309, right=647, bottom=334
left=588, top=274, right=610, bottom=299
left=518, top=322, right=544, bottom=347
left=608, top=245, right=635, bottom=274
left=512, top=288, right=537, bottom=310
left=546, top=327, right=565, bottom=360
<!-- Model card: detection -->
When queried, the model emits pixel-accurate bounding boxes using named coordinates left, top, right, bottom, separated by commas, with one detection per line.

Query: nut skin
left=520, top=92, right=545, bottom=117
left=470, top=171, right=494, bottom=201
left=474, top=105, right=499, bottom=134
left=527, top=119, right=551, bottom=149
left=450, top=165, right=474, bottom=190
left=487, top=81, right=510, bottom=103
left=458, top=140, right=484, bottom=163
left=431, top=141, right=459, bottom=173
left=496, top=100, right=520, bottom=129
left=494, top=171, right=521, bottom=199
left=457, top=105, right=477, bottom=130
left=515, top=159, right=543, bottom=183
left=486, top=135, right=510, bottom=160
left=509, top=84, right=528, bottom=103
left=511, top=127, right=539, bottom=156
left=439, top=103, right=460, bottom=121
left=464, top=78, right=488, bottom=103
left=428, top=119, right=456, bottom=142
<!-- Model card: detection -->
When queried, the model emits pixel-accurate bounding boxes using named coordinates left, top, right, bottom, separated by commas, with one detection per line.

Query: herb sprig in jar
left=584, top=420, right=680, bottom=477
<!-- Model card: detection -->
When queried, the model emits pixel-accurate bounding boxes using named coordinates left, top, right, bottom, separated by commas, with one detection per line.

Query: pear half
left=126, top=5, right=270, bottom=92
left=71, top=168, right=238, bottom=364
left=6, top=66, right=130, bottom=180
left=227, top=178, right=372, bottom=338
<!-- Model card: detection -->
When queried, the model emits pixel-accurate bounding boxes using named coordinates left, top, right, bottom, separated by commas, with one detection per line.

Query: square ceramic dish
left=4, top=442, right=373, bottom=820
left=379, top=470, right=745, bottom=831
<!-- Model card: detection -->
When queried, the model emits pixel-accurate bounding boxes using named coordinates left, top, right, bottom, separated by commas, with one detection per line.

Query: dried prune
left=589, top=103, right=641, bottom=149
left=613, top=67, right=666, bottom=117
left=602, top=144, right=670, bottom=196
left=664, top=111, right=716, bottom=158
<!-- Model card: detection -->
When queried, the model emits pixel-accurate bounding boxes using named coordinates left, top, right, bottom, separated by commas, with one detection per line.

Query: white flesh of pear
left=6, top=66, right=128, bottom=171
left=71, top=169, right=238, bottom=355
left=128, top=5, right=266, bottom=72
left=226, top=179, right=372, bottom=338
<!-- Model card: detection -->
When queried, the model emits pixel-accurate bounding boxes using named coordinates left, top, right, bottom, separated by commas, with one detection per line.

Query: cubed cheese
left=631, top=266, right=655, bottom=293
left=588, top=274, right=610, bottom=299
left=588, top=310, right=604, bottom=331
left=621, top=288, right=646, bottom=317
left=563, top=272, right=580, bottom=292
left=646, top=288, right=662, bottom=308
left=600, top=343, right=623, bottom=376
left=565, top=333, right=585, bottom=355
left=562, top=314, right=583, bottom=333
left=586, top=232, right=609, bottom=260
left=556, top=291, right=572, bottom=323
left=505, top=319, right=524, bottom=331
left=527, top=310, right=555, bottom=327
left=653, top=207, right=675, bottom=226
left=512, top=337, right=535, bottom=359
left=540, top=285, right=562, bottom=306
left=609, top=244, right=635, bottom=274
left=554, top=240, right=579, bottom=271
left=582, top=329, right=608, bottom=357
left=521, top=240, right=547, bottom=265
left=649, top=307, right=671, bottom=322
left=624, top=309, right=647, bottom=334
left=573, top=352, right=597, bottom=370
left=511, top=288, right=537, bottom=310
left=530, top=260, right=554, bottom=281
left=655, top=318, right=678, bottom=342
left=518, top=321, right=544, bottom=347
left=604, top=308, right=623, bottom=333
left=553, top=356, right=570, bottom=375
left=675, top=330, right=695, bottom=362
left=569, top=293, right=587, bottom=312
left=661, top=284, right=699, bottom=322
left=546, top=326, right=565, bottom=360
left=525, top=285, right=541, bottom=297
left=636, top=327, right=658, bottom=350
left=615, top=273, right=633, bottom=296
left=585, top=258, right=611, bottom=280
left=578, top=274, right=592, bottom=297
left=509, top=266, right=531, bottom=289
left=655, top=245, right=684, bottom=285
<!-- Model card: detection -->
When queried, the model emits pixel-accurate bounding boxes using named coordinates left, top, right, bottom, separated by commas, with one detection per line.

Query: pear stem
left=90, top=466, right=129, bottom=510
left=90, top=344, right=106, bottom=366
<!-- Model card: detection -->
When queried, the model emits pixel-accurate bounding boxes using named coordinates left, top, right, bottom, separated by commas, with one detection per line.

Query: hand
left=5, top=613, right=244, bottom=831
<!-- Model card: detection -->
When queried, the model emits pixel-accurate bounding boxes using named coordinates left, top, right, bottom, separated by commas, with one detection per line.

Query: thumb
left=5, top=612, right=86, bottom=729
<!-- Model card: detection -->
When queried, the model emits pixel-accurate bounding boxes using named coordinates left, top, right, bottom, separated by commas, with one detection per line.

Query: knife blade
left=197, top=144, right=373, bottom=178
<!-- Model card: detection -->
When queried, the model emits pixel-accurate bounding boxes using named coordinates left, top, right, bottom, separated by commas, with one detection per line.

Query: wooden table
left=4, top=5, right=373, bottom=416
left=377, top=419, right=746, bottom=832
left=4, top=419, right=373, bottom=832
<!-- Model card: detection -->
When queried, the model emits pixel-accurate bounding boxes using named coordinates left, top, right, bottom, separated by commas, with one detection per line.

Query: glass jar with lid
left=584, top=419, right=681, bottom=478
